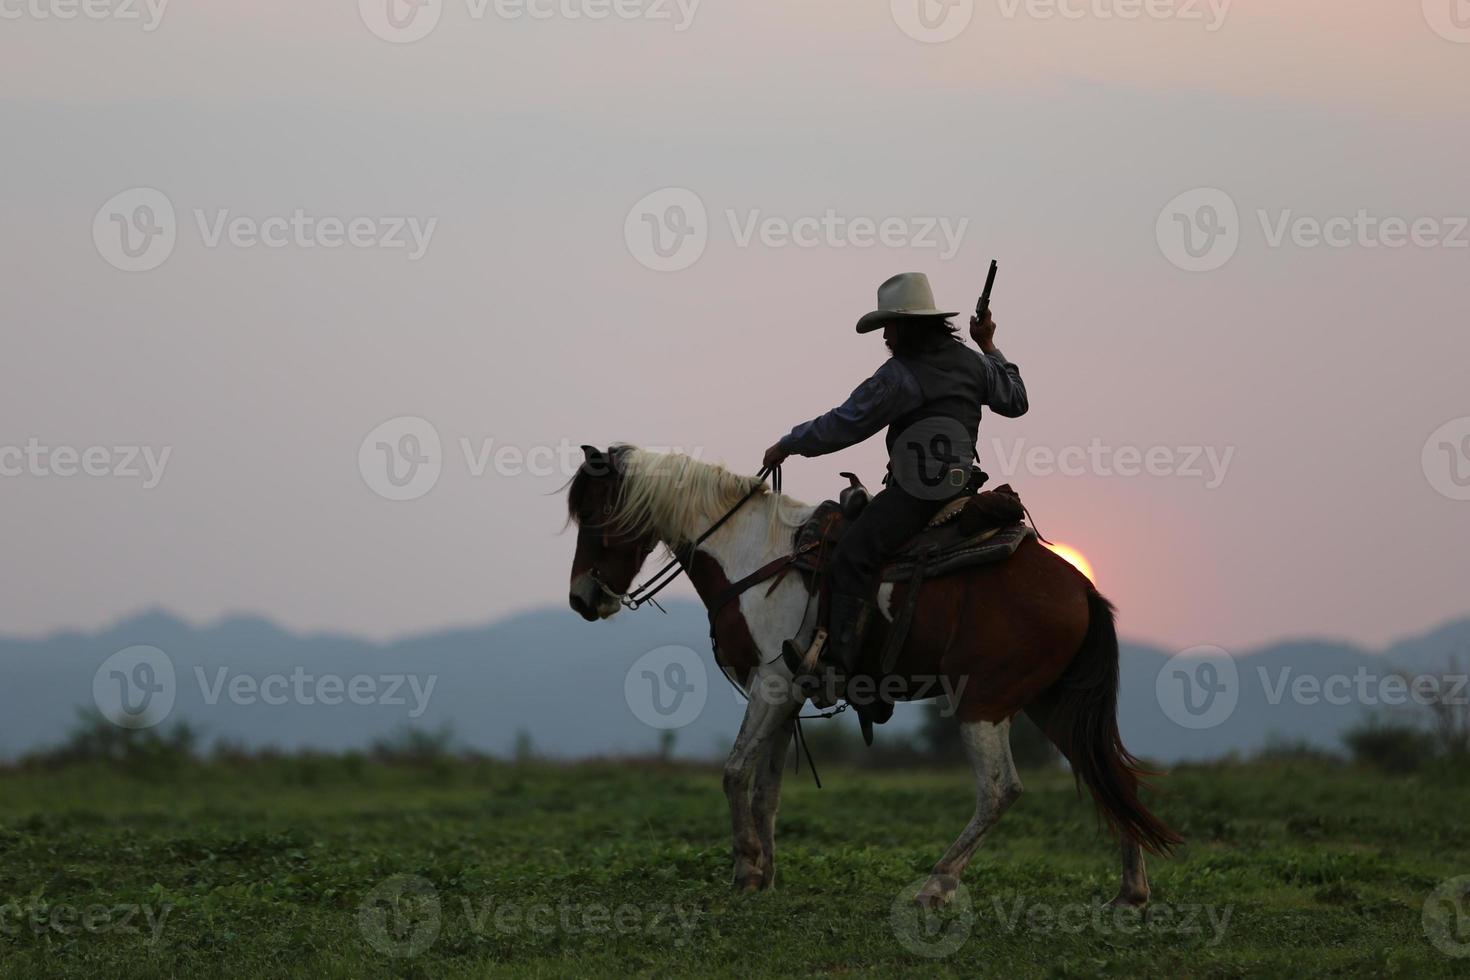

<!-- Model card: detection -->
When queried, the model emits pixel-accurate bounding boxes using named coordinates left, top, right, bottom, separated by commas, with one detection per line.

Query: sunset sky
left=2, top=0, right=1468, bottom=654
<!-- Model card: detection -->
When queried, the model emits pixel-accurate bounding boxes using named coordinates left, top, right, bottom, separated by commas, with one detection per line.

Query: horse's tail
left=1026, top=589, right=1183, bottom=856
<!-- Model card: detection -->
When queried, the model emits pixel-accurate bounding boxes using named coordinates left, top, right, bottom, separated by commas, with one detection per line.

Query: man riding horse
left=761, top=271, right=1029, bottom=697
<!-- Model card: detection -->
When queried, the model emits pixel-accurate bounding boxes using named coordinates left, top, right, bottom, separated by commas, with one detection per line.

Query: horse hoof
left=913, top=887, right=953, bottom=911
left=1106, top=892, right=1149, bottom=909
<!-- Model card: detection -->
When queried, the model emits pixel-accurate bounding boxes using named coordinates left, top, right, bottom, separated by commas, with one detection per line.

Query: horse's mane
left=569, top=445, right=807, bottom=547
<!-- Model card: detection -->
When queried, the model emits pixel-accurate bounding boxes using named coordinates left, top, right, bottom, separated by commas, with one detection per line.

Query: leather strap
left=879, top=544, right=934, bottom=675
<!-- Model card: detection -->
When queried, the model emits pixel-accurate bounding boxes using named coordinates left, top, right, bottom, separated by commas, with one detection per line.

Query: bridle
left=590, top=464, right=781, bottom=613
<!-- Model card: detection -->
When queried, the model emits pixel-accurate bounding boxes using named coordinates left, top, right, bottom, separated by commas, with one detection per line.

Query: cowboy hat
left=855, top=272, right=959, bottom=334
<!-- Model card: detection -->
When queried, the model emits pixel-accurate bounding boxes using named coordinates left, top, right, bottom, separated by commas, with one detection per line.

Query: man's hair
left=885, top=318, right=959, bottom=357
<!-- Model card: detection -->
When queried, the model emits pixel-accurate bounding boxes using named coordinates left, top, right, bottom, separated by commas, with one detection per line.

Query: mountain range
left=2, top=602, right=1465, bottom=763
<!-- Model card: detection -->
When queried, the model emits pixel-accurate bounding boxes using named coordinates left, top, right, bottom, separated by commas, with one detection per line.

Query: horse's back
left=883, top=537, right=1094, bottom=722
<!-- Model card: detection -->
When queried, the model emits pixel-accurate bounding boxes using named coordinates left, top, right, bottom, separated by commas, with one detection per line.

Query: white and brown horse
left=566, top=445, right=1179, bottom=908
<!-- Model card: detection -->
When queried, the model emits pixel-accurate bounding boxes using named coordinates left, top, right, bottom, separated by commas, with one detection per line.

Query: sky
left=2, top=0, right=1468, bottom=655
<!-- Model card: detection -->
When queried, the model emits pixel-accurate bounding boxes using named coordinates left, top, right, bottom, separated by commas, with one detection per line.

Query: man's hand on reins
left=970, top=309, right=998, bottom=354
left=763, top=441, right=790, bottom=470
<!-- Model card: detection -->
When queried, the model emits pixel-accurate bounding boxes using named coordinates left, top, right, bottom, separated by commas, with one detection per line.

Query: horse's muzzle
left=569, top=573, right=617, bottom=621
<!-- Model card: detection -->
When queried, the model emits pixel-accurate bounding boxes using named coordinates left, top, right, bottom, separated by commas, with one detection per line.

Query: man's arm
left=970, top=309, right=1028, bottom=418
left=763, top=360, right=922, bottom=468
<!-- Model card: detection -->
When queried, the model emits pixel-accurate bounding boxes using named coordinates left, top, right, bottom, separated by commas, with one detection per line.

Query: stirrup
left=783, top=631, right=841, bottom=709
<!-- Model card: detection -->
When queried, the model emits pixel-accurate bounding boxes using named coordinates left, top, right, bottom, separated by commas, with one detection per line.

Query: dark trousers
left=830, top=485, right=949, bottom=604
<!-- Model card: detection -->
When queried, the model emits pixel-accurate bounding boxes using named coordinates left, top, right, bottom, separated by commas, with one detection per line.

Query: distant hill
left=2, top=603, right=1465, bottom=763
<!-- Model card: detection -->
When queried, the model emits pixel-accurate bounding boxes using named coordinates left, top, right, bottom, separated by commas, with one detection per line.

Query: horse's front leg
left=723, top=672, right=800, bottom=892
left=752, top=715, right=796, bottom=890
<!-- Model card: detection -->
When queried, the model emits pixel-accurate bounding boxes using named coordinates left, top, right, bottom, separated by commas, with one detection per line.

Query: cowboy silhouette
left=763, top=272, right=1029, bottom=699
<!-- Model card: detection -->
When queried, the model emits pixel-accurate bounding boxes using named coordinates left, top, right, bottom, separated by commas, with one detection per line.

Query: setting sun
left=1045, top=542, right=1096, bottom=585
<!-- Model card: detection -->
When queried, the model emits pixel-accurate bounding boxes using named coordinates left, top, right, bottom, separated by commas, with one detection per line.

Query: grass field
left=0, top=756, right=1466, bottom=978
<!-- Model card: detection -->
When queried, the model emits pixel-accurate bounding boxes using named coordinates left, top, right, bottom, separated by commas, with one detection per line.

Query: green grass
left=0, top=757, right=1465, bottom=978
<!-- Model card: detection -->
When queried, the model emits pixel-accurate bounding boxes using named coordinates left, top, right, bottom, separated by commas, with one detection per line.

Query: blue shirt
left=779, top=347, right=1027, bottom=458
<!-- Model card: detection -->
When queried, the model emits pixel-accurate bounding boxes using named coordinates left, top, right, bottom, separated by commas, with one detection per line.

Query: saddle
left=789, top=476, right=1034, bottom=588
left=702, top=472, right=1036, bottom=698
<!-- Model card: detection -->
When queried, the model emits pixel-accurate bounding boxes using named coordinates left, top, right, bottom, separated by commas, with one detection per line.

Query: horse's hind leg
left=1108, top=839, right=1150, bottom=908
left=751, top=717, right=795, bottom=890
left=915, top=718, right=1023, bottom=910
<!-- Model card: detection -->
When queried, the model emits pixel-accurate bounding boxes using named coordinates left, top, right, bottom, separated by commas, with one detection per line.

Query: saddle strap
left=878, top=544, right=935, bottom=676
left=704, top=542, right=817, bottom=639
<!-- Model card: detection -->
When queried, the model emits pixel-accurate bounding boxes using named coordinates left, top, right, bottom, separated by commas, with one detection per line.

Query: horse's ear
left=581, top=445, right=614, bottom=477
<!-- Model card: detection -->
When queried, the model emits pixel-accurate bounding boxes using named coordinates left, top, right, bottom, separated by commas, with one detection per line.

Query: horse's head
left=565, top=445, right=660, bottom=621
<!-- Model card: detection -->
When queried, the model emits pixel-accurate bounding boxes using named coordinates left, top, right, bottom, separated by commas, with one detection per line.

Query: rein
left=608, top=464, right=782, bottom=612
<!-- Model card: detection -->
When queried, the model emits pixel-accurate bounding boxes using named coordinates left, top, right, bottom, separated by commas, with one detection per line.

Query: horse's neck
left=675, top=495, right=810, bottom=580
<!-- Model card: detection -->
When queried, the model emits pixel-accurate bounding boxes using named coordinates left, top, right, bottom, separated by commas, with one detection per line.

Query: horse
left=565, top=444, right=1181, bottom=909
